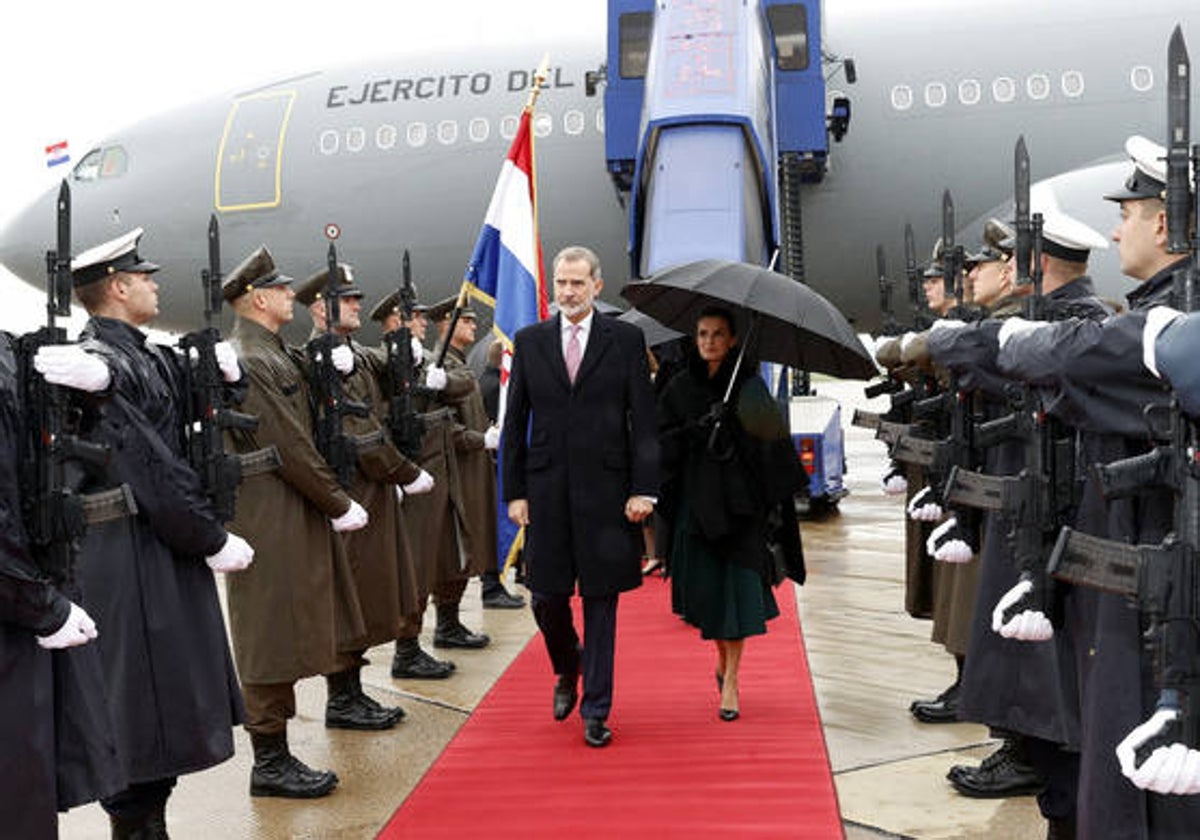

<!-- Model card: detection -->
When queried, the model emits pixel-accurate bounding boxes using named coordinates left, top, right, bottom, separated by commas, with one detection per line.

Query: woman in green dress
left=657, top=307, right=803, bottom=720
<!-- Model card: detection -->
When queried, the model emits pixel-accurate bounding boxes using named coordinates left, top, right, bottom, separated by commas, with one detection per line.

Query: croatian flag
left=464, top=107, right=548, bottom=572
left=45, top=140, right=70, bottom=168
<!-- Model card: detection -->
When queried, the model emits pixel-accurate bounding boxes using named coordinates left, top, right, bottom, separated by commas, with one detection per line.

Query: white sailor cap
left=1104, top=135, right=1169, bottom=202
left=1001, top=188, right=1109, bottom=262
left=71, top=227, right=160, bottom=287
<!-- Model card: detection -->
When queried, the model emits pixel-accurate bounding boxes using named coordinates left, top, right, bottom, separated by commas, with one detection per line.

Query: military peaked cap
left=71, top=228, right=160, bottom=287
left=221, top=246, right=293, bottom=302
left=295, top=263, right=363, bottom=307
left=368, top=289, right=429, bottom=323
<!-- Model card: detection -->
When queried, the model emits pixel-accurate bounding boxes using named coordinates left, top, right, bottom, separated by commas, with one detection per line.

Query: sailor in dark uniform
left=997, top=136, right=1200, bottom=839
left=35, top=228, right=252, bottom=836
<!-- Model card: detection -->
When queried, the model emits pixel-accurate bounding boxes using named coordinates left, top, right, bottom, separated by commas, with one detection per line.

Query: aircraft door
left=215, top=91, right=296, bottom=212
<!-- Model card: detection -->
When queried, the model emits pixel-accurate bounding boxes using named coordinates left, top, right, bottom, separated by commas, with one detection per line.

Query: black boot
left=481, top=570, right=525, bottom=609
left=391, top=637, right=456, bottom=679
left=108, top=804, right=169, bottom=840
left=433, top=603, right=491, bottom=649
left=348, top=666, right=405, bottom=723
left=249, top=731, right=338, bottom=798
left=910, top=680, right=960, bottom=724
left=325, top=668, right=402, bottom=730
left=949, top=738, right=1044, bottom=798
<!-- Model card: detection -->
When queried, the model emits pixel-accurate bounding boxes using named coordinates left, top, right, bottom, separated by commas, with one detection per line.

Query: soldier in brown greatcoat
left=430, top=298, right=524, bottom=609
left=222, top=246, right=369, bottom=799
left=295, top=264, right=433, bottom=726
left=369, top=292, right=457, bottom=679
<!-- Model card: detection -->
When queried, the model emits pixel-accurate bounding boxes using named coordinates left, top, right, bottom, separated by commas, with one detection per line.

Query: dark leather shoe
left=950, top=749, right=1044, bottom=798
left=433, top=621, right=491, bottom=649
left=1046, top=817, right=1076, bottom=840
left=584, top=717, right=612, bottom=748
left=249, top=733, right=338, bottom=799
left=326, top=692, right=401, bottom=730
left=947, top=739, right=1016, bottom=784
left=911, top=681, right=960, bottom=723
left=482, top=587, right=526, bottom=609
left=392, top=643, right=456, bottom=679
left=553, top=672, right=578, bottom=721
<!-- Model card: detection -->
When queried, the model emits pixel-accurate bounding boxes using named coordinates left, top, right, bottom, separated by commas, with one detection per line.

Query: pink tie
left=566, top=324, right=582, bottom=383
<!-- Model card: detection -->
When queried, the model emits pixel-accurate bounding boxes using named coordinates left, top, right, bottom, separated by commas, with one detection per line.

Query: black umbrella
left=620, top=259, right=877, bottom=380
left=616, top=307, right=685, bottom=348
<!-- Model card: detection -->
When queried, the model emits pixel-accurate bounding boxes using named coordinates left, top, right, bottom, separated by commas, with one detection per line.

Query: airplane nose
left=0, top=187, right=61, bottom=286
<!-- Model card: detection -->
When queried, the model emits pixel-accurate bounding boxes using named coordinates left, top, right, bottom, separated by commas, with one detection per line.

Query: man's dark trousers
left=531, top=590, right=618, bottom=720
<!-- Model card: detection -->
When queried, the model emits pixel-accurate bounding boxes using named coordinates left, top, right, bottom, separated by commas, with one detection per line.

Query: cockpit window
left=619, top=12, right=653, bottom=79
left=767, top=4, right=809, bottom=71
left=72, top=146, right=128, bottom=182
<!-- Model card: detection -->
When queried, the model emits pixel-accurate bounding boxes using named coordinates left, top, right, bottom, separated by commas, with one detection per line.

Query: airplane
left=0, top=0, right=1196, bottom=342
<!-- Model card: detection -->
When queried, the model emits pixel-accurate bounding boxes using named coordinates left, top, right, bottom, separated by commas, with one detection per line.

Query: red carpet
left=381, top=578, right=842, bottom=839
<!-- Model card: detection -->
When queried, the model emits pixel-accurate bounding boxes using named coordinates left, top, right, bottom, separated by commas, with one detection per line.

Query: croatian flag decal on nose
left=45, top=140, right=70, bottom=168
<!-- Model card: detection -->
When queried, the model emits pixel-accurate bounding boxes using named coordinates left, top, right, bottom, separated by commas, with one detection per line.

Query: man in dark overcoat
left=502, top=245, right=659, bottom=748
left=39, top=229, right=253, bottom=836
left=223, top=246, right=369, bottom=799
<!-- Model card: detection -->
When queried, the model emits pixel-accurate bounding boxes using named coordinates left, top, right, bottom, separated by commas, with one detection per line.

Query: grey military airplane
left=0, top=0, right=1195, bottom=338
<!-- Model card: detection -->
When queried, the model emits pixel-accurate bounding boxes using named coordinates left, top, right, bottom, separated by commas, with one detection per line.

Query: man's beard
left=558, top=298, right=590, bottom=318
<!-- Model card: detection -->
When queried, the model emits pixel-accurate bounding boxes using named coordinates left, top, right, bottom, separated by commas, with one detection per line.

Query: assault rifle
left=307, top=242, right=370, bottom=488
left=906, top=223, right=933, bottom=331
left=179, top=215, right=279, bottom=522
left=17, top=180, right=135, bottom=586
left=1049, top=28, right=1199, bottom=758
left=382, top=250, right=426, bottom=460
left=877, top=244, right=901, bottom=337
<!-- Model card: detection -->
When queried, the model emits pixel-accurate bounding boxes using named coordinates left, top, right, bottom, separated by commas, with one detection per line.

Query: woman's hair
left=695, top=305, right=738, bottom=337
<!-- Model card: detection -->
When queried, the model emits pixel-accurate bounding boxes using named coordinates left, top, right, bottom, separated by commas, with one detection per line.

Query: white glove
left=331, top=500, right=369, bottom=532
left=899, top=331, right=921, bottom=353
left=881, top=464, right=907, bottom=495
left=997, top=316, right=1044, bottom=350
left=214, top=340, right=242, bottom=383
left=992, top=579, right=1053, bottom=640
left=1116, top=707, right=1200, bottom=795
left=906, top=487, right=942, bottom=522
left=1142, top=306, right=1184, bottom=378
left=410, top=336, right=425, bottom=364
left=37, top=602, right=98, bottom=649
left=927, top=516, right=973, bottom=563
left=402, top=469, right=435, bottom=495
left=330, top=344, right=354, bottom=375
left=33, top=345, right=111, bottom=392
left=931, top=319, right=967, bottom=335
left=484, top=426, right=500, bottom=451
left=425, top=366, right=447, bottom=390
left=206, top=533, right=254, bottom=573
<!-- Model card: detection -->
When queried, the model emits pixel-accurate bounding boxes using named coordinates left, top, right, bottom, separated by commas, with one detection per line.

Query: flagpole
left=527, top=55, right=549, bottom=320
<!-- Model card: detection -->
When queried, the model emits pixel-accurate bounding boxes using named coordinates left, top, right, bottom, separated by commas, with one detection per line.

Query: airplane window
left=500, top=115, right=518, bottom=140
left=924, top=83, right=947, bottom=108
left=438, top=120, right=459, bottom=145
left=564, top=110, right=585, bottom=136
left=347, top=127, right=366, bottom=153
left=73, top=146, right=128, bottom=182
left=468, top=117, right=490, bottom=143
left=958, top=79, right=981, bottom=106
left=533, top=113, right=553, bottom=138
left=377, top=125, right=398, bottom=150
left=1027, top=74, right=1050, bottom=101
left=992, top=77, right=1016, bottom=103
left=766, top=4, right=809, bottom=71
left=407, top=123, right=428, bottom=147
left=100, top=147, right=128, bottom=178
left=619, top=12, right=653, bottom=79
left=1061, top=71, right=1085, bottom=98
left=319, top=129, right=339, bottom=155
left=1130, top=66, right=1153, bottom=92
left=890, top=85, right=913, bottom=111
left=73, top=148, right=104, bottom=182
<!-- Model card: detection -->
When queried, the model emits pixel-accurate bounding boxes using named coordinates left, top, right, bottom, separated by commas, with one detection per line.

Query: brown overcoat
left=224, top=318, right=365, bottom=683
left=442, top=344, right=498, bottom=575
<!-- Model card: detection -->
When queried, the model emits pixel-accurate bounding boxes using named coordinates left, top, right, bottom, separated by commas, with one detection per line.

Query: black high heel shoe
left=719, top=708, right=740, bottom=722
